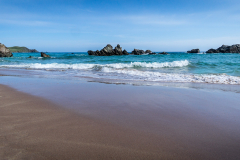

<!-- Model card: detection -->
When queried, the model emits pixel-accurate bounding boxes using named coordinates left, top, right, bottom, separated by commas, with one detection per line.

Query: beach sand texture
left=1, top=82, right=240, bottom=160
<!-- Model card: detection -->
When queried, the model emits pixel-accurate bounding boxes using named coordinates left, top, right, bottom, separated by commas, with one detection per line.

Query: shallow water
left=1, top=52, right=240, bottom=84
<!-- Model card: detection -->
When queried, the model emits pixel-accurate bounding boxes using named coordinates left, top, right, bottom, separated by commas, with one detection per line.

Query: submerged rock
left=149, top=52, right=156, bottom=55
left=41, top=52, right=50, bottom=58
left=0, top=43, right=13, bottom=57
left=206, top=44, right=240, bottom=53
left=159, top=52, right=168, bottom=55
left=187, top=49, right=200, bottom=53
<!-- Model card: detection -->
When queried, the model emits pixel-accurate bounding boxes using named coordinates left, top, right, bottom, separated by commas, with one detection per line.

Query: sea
left=1, top=52, right=240, bottom=85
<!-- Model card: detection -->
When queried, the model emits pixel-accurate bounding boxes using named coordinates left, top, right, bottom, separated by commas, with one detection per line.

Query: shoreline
left=1, top=75, right=240, bottom=159
left=1, top=68, right=240, bottom=91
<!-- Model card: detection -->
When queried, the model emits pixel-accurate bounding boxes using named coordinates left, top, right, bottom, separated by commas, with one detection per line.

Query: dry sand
left=1, top=83, right=240, bottom=160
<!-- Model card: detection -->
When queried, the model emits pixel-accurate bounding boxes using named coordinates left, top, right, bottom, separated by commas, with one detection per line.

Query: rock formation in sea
left=145, top=50, right=152, bottom=54
left=159, top=52, right=168, bottom=55
left=88, top=44, right=168, bottom=56
left=0, top=43, right=13, bottom=57
left=187, top=49, right=200, bottom=53
left=206, top=44, right=240, bottom=53
left=131, top=49, right=145, bottom=55
left=88, top=44, right=128, bottom=56
left=41, top=52, right=50, bottom=58
left=8, top=46, right=39, bottom=53
left=122, top=49, right=129, bottom=55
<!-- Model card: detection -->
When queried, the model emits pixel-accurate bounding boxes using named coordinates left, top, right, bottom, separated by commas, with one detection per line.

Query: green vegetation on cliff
left=8, top=46, right=38, bottom=53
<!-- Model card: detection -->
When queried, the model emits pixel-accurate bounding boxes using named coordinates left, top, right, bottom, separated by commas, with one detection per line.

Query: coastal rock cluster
left=88, top=44, right=129, bottom=56
left=206, top=44, right=240, bottom=53
left=0, top=43, right=13, bottom=57
left=187, top=49, right=200, bottom=53
left=88, top=44, right=168, bottom=56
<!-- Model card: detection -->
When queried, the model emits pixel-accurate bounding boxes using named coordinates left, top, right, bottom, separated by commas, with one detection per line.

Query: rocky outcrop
left=114, top=44, right=123, bottom=55
left=149, top=52, right=156, bottom=55
left=159, top=52, right=168, bottom=55
left=88, top=44, right=128, bottom=56
left=41, top=52, right=50, bottom=58
left=8, top=46, right=39, bottom=53
left=187, top=49, right=200, bottom=53
left=88, top=44, right=168, bottom=56
left=145, top=50, right=152, bottom=54
left=29, top=49, right=38, bottom=53
left=206, top=44, right=240, bottom=53
left=122, top=49, right=129, bottom=55
left=0, top=43, right=13, bottom=57
left=206, top=49, right=218, bottom=53
left=132, top=49, right=145, bottom=55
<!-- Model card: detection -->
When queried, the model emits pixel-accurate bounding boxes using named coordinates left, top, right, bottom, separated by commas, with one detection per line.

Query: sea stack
left=0, top=43, right=13, bottom=57
left=41, top=52, right=50, bottom=58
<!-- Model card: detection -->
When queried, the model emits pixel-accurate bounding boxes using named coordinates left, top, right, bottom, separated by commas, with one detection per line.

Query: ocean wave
left=100, top=68, right=240, bottom=84
left=0, top=60, right=189, bottom=70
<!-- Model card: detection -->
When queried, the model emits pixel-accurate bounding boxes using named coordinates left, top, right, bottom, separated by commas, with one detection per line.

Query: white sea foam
left=105, top=60, right=189, bottom=68
left=1, top=60, right=240, bottom=84
left=0, top=60, right=189, bottom=70
left=100, top=68, right=240, bottom=84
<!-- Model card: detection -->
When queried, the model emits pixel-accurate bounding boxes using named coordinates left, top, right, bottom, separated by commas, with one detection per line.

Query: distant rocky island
left=8, top=46, right=39, bottom=53
left=88, top=44, right=168, bottom=56
left=0, top=43, right=13, bottom=57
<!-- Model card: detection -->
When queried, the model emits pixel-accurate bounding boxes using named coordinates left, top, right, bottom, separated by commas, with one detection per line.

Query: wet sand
left=1, top=77, right=240, bottom=159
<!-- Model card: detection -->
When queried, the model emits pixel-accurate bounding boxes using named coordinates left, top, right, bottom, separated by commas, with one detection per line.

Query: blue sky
left=0, top=0, right=240, bottom=52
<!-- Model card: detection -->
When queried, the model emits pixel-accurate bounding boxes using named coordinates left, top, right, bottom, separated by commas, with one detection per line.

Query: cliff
left=8, top=46, right=39, bottom=53
left=0, top=43, right=13, bottom=57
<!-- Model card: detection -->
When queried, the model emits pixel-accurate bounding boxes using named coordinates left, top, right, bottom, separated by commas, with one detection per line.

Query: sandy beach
left=1, top=76, right=240, bottom=160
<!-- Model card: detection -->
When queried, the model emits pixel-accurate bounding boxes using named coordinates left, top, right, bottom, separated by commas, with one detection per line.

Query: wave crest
left=0, top=60, right=189, bottom=70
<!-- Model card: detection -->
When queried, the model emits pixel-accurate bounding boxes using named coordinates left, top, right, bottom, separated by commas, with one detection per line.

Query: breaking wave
left=0, top=60, right=189, bottom=70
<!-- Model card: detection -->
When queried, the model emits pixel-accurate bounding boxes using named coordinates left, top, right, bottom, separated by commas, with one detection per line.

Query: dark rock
left=122, top=49, right=129, bottom=55
left=159, top=52, right=168, bottom=55
left=88, top=44, right=128, bottom=56
left=28, top=56, right=33, bottom=58
left=0, top=43, right=13, bottom=57
left=132, top=49, right=145, bottom=55
left=149, top=52, right=156, bottom=55
left=95, top=50, right=101, bottom=56
left=145, top=50, right=152, bottom=54
left=187, top=49, right=200, bottom=53
left=88, top=50, right=95, bottom=55
left=100, top=44, right=114, bottom=56
left=206, top=44, right=240, bottom=53
left=41, top=52, right=50, bottom=58
left=206, top=49, right=219, bottom=53
left=114, top=44, right=123, bottom=55
left=29, top=49, right=38, bottom=53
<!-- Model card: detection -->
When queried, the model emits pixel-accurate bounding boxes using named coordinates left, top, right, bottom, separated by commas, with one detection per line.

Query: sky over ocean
left=0, top=0, right=240, bottom=52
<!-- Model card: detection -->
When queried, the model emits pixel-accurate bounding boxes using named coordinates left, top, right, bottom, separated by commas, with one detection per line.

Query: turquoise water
left=1, top=52, right=240, bottom=84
